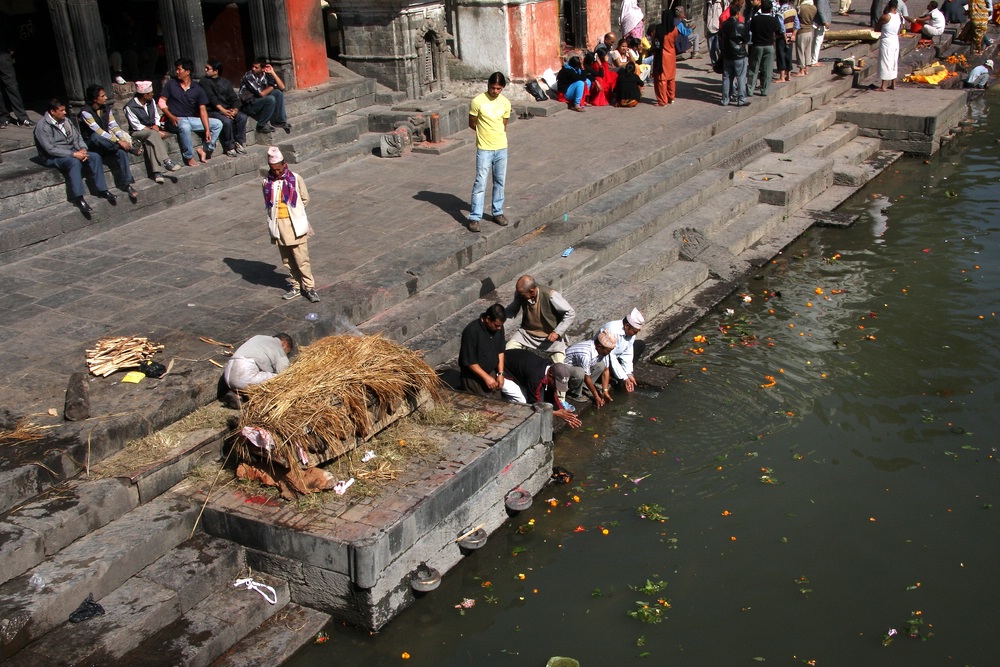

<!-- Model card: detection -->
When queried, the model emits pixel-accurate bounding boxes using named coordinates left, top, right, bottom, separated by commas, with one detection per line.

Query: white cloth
left=879, top=12, right=902, bottom=80
left=264, top=170, right=310, bottom=241
left=811, top=24, right=827, bottom=65
left=600, top=319, right=636, bottom=380
left=620, top=0, right=644, bottom=36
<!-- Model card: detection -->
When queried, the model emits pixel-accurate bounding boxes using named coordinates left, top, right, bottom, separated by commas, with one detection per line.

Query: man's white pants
left=223, top=357, right=275, bottom=390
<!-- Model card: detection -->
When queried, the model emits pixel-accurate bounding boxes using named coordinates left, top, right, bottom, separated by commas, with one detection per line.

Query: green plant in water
left=630, top=579, right=668, bottom=595
left=627, top=599, right=670, bottom=624
left=636, top=503, right=669, bottom=522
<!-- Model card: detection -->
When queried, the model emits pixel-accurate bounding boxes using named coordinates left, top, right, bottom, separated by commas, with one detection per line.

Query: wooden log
left=824, top=29, right=880, bottom=41
left=64, top=372, right=91, bottom=421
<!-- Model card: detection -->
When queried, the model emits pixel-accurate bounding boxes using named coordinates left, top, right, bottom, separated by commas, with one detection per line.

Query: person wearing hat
left=564, top=330, right=618, bottom=409
left=501, top=349, right=583, bottom=428
left=965, top=59, right=993, bottom=88
left=264, top=146, right=319, bottom=303
left=600, top=308, right=645, bottom=392
left=124, top=81, right=181, bottom=183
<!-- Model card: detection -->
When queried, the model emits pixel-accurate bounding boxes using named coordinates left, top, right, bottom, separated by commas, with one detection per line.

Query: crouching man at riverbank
left=501, top=349, right=582, bottom=428
left=458, top=304, right=507, bottom=397
left=601, top=307, right=645, bottom=392
left=564, top=330, right=618, bottom=409
left=222, top=333, right=294, bottom=408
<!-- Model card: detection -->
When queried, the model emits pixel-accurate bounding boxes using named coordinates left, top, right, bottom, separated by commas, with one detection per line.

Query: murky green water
left=289, top=99, right=1000, bottom=666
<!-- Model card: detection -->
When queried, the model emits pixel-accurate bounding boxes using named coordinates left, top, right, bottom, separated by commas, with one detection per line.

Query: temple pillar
left=47, top=0, right=108, bottom=105
left=247, top=0, right=297, bottom=88
left=286, top=0, right=329, bottom=88
left=159, top=0, right=209, bottom=71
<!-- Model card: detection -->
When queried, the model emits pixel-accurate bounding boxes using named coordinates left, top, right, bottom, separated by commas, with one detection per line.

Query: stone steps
left=399, top=104, right=884, bottom=371
left=0, top=490, right=201, bottom=659
left=113, top=572, right=289, bottom=667
left=211, top=603, right=330, bottom=667
left=5, top=533, right=245, bottom=666
left=0, top=77, right=389, bottom=260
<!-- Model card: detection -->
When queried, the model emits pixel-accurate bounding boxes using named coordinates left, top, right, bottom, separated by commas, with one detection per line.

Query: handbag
left=526, top=79, right=549, bottom=102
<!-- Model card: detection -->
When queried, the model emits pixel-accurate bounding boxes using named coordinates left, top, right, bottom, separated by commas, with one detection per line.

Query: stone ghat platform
left=178, top=392, right=551, bottom=631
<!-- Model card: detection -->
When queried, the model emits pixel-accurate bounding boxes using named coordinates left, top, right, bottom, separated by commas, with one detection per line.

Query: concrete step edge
left=6, top=533, right=246, bottom=665
left=115, top=572, right=290, bottom=666
left=0, top=491, right=201, bottom=658
left=210, top=603, right=330, bottom=667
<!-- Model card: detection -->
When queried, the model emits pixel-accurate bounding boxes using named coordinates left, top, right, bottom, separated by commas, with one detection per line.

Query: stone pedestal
left=332, top=1, right=450, bottom=99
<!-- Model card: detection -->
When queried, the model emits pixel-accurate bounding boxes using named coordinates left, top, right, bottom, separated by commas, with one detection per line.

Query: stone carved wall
left=331, top=1, right=451, bottom=99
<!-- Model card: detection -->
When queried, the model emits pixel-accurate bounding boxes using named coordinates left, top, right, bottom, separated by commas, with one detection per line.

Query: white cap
left=135, top=81, right=153, bottom=94
left=596, top=330, right=618, bottom=349
left=625, top=308, right=645, bottom=330
left=267, top=146, right=284, bottom=164
left=986, top=59, right=994, bottom=69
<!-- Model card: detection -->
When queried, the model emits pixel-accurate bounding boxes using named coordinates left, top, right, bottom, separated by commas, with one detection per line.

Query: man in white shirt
left=600, top=308, right=645, bottom=392
left=918, top=1, right=946, bottom=35
left=965, top=59, right=993, bottom=87
left=564, top=330, right=618, bottom=409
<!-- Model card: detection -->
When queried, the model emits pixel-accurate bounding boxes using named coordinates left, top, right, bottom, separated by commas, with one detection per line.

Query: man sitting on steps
left=158, top=57, right=222, bottom=167
left=240, top=56, right=292, bottom=135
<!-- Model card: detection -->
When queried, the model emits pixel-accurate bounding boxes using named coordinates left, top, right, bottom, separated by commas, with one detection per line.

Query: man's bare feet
left=196, top=146, right=207, bottom=163
left=185, top=157, right=198, bottom=167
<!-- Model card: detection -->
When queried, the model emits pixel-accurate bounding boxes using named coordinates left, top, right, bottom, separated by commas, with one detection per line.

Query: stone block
left=0, top=457, right=41, bottom=516
left=0, top=493, right=199, bottom=659
left=737, top=153, right=834, bottom=210
left=0, top=523, right=43, bottom=587
left=5, top=578, right=180, bottom=666
left=212, top=603, right=330, bottom=667
left=10, top=478, right=139, bottom=556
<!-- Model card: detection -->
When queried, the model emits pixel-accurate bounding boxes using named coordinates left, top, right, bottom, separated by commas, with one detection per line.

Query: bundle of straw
left=236, top=334, right=441, bottom=469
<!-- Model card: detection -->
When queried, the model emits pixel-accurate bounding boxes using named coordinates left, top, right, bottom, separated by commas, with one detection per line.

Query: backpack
left=676, top=31, right=692, bottom=54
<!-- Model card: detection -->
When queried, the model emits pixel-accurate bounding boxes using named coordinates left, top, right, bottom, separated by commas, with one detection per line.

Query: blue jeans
left=565, top=80, right=591, bottom=105
left=722, top=56, right=748, bottom=105
left=85, top=134, right=134, bottom=188
left=173, top=116, right=222, bottom=160
left=44, top=153, right=108, bottom=199
left=469, top=148, right=507, bottom=221
left=244, top=89, right=286, bottom=125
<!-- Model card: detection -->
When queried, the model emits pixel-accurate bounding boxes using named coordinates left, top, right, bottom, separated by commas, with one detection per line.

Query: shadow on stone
left=222, top=257, right=288, bottom=288
left=413, top=190, right=468, bottom=225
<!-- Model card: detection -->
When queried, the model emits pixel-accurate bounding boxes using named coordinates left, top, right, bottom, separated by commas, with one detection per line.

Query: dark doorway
left=203, top=2, right=254, bottom=83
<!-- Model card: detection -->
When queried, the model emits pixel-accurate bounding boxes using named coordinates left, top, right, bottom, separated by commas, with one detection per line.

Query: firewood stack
left=86, top=336, right=164, bottom=377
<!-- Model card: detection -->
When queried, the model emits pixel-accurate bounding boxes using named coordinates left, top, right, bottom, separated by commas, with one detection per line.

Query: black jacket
left=721, top=17, right=749, bottom=60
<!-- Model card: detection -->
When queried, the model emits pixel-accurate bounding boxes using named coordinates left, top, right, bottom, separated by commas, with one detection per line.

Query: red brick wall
left=508, top=0, right=561, bottom=79
left=286, top=0, right=329, bottom=88
left=587, top=0, right=612, bottom=47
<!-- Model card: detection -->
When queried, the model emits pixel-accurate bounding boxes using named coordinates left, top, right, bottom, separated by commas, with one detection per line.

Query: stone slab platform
left=181, top=392, right=550, bottom=630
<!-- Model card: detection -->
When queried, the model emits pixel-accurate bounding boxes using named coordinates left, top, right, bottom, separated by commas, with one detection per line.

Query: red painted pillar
left=285, top=0, right=329, bottom=88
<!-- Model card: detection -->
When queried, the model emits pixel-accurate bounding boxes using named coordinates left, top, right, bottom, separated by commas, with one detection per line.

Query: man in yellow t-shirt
left=467, top=72, right=512, bottom=233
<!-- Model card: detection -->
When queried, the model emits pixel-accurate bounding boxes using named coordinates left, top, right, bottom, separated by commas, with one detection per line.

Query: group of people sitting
left=35, top=55, right=292, bottom=216
left=553, top=6, right=702, bottom=110
left=459, top=274, right=646, bottom=429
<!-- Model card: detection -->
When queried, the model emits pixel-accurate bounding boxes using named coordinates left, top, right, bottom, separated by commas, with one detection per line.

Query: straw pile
left=236, top=334, right=442, bottom=469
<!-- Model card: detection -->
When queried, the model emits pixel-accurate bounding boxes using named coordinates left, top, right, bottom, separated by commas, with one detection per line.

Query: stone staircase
left=0, top=433, right=329, bottom=666
left=355, top=86, right=901, bottom=371
left=0, top=66, right=409, bottom=260
left=0, top=38, right=941, bottom=663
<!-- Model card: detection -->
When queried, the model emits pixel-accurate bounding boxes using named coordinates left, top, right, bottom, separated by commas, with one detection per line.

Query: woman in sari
left=620, top=0, right=645, bottom=39
left=957, top=0, right=989, bottom=52
left=652, top=10, right=678, bottom=106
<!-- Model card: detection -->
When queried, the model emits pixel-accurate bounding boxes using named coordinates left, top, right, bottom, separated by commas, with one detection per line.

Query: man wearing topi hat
left=599, top=308, right=645, bottom=392
left=564, top=329, right=618, bottom=409
left=124, top=81, right=181, bottom=184
left=965, top=59, right=993, bottom=88
left=500, top=349, right=582, bottom=428
left=264, top=146, right=319, bottom=303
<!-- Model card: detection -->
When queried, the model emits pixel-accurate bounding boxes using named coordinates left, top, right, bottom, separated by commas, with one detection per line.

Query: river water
left=289, top=98, right=1000, bottom=666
